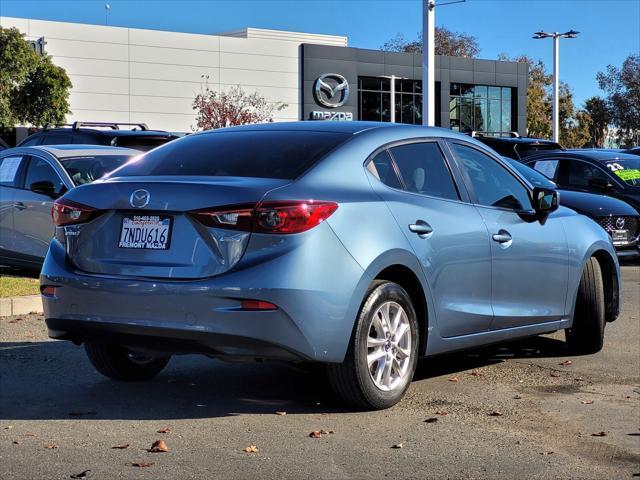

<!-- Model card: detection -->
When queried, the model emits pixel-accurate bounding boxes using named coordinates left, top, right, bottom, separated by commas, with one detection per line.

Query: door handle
left=492, top=230, right=512, bottom=244
left=409, top=221, right=433, bottom=238
left=14, top=202, right=27, bottom=211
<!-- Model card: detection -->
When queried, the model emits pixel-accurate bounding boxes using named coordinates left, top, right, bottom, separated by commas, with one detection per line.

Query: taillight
left=191, top=201, right=338, bottom=234
left=51, top=198, right=101, bottom=226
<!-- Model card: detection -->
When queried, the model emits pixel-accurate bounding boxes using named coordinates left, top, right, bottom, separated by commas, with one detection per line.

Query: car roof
left=477, top=136, right=560, bottom=145
left=530, top=149, right=640, bottom=162
left=201, top=120, right=471, bottom=138
left=13, top=145, right=141, bottom=159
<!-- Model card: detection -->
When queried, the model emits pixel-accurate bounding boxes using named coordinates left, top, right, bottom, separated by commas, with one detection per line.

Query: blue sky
left=1, top=0, right=638, bottom=107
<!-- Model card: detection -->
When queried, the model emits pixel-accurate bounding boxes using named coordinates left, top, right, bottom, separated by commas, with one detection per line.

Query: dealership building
left=1, top=17, right=527, bottom=140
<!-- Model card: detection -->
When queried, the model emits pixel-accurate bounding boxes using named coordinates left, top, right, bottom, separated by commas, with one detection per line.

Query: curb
left=0, top=295, right=43, bottom=317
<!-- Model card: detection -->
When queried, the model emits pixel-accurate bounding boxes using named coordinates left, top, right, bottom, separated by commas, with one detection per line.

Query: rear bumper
left=46, top=318, right=306, bottom=361
left=40, top=223, right=370, bottom=363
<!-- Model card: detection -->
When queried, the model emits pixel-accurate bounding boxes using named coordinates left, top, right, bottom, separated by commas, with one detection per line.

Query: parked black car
left=506, top=158, right=639, bottom=259
left=523, top=150, right=640, bottom=212
left=472, top=132, right=563, bottom=160
left=18, top=122, right=180, bottom=152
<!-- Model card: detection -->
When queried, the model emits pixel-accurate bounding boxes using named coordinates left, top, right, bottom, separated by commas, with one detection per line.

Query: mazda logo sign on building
left=130, top=189, right=150, bottom=208
left=314, top=73, right=350, bottom=108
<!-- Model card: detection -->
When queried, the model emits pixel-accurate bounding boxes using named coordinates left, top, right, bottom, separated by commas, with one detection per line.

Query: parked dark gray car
left=0, top=145, right=140, bottom=271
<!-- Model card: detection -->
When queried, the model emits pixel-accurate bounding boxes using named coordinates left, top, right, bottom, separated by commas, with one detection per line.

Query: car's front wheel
left=328, top=281, right=419, bottom=409
left=565, top=257, right=606, bottom=354
left=84, top=343, right=170, bottom=381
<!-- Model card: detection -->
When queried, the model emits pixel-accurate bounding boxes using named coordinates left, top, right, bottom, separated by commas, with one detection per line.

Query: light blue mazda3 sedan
left=41, top=122, right=620, bottom=409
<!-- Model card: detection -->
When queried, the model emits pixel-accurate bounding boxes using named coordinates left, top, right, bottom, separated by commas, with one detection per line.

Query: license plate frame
left=611, top=229, right=628, bottom=246
left=118, top=214, right=173, bottom=250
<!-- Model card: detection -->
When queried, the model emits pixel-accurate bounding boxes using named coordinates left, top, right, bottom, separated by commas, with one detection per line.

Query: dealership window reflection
left=449, top=84, right=513, bottom=134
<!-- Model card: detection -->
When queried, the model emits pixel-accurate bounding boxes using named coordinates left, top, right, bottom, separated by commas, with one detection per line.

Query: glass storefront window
left=450, top=83, right=514, bottom=134
left=358, top=76, right=424, bottom=125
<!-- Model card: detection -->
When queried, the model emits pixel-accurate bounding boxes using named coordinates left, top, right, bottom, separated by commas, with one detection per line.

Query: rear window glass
left=112, top=131, right=350, bottom=180
left=62, top=155, right=137, bottom=185
left=114, top=136, right=177, bottom=152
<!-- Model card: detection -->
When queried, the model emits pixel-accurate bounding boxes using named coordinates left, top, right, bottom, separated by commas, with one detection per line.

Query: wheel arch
left=373, top=264, right=428, bottom=356
left=590, top=249, right=620, bottom=322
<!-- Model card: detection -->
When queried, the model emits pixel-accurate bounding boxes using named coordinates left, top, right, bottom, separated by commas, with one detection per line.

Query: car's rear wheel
left=84, top=343, right=170, bottom=381
left=327, top=281, right=419, bottom=410
left=565, top=257, right=606, bottom=354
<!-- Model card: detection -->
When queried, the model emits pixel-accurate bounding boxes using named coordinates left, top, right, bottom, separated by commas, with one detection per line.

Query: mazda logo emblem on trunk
left=615, top=217, right=625, bottom=229
left=314, top=73, right=349, bottom=108
left=130, top=189, right=150, bottom=208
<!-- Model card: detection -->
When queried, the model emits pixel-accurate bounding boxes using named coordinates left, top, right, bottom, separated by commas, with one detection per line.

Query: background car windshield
left=605, top=158, right=640, bottom=186
left=62, top=155, right=135, bottom=185
left=112, top=131, right=350, bottom=180
left=506, top=158, right=557, bottom=189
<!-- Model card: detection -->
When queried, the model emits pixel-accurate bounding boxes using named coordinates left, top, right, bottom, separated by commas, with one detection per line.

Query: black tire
left=327, top=281, right=419, bottom=410
left=565, top=257, right=606, bottom=354
left=84, top=343, right=170, bottom=381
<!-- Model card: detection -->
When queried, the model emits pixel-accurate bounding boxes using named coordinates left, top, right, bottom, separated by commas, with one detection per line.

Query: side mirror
left=532, top=187, right=558, bottom=215
left=30, top=181, right=58, bottom=199
left=588, top=177, right=614, bottom=190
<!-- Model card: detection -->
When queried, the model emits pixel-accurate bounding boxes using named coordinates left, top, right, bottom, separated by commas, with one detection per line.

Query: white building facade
left=0, top=17, right=348, bottom=132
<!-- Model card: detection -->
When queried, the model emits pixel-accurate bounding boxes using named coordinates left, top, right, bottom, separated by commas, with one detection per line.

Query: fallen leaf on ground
left=132, top=462, right=154, bottom=468
left=488, top=411, right=503, bottom=417
left=424, top=418, right=438, bottom=423
left=581, top=400, right=594, bottom=405
left=275, top=411, right=287, bottom=416
left=45, top=443, right=59, bottom=449
left=540, top=451, right=554, bottom=455
left=4, top=426, right=12, bottom=430
left=12, top=440, right=20, bottom=445
left=468, top=371, right=483, bottom=377
left=436, top=410, right=448, bottom=416
left=70, top=470, right=91, bottom=479
left=148, top=440, right=169, bottom=452
left=157, top=428, right=171, bottom=434
left=309, top=431, right=322, bottom=438
left=243, top=445, right=259, bottom=453
left=591, top=431, right=607, bottom=437
left=24, top=432, right=36, bottom=437
left=111, top=443, right=130, bottom=449
left=448, top=376, right=460, bottom=383
left=559, top=360, right=573, bottom=366
left=319, top=430, right=334, bottom=434
left=513, top=395, right=523, bottom=400
left=550, top=373, right=561, bottom=377
left=8, top=318, right=24, bottom=324
left=391, top=443, right=403, bottom=449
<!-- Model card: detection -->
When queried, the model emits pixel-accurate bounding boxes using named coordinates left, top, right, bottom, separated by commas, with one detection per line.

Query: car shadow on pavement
left=0, top=335, right=570, bottom=421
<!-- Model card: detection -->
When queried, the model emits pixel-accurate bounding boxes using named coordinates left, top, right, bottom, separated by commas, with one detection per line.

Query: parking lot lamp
left=532, top=30, right=579, bottom=143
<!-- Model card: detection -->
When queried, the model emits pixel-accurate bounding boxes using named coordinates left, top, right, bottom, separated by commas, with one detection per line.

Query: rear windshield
left=62, top=155, right=137, bottom=185
left=516, top=143, right=562, bottom=156
left=112, top=131, right=350, bottom=180
left=605, top=158, right=640, bottom=186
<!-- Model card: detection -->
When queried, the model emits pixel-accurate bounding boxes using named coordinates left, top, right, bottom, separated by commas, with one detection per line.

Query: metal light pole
left=422, top=0, right=435, bottom=126
left=533, top=30, right=579, bottom=143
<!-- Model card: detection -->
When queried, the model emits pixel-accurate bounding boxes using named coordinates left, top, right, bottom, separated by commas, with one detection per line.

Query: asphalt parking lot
left=1, top=266, right=638, bottom=480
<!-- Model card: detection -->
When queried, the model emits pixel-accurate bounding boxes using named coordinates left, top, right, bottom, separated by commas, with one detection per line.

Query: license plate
left=119, top=215, right=172, bottom=250
left=611, top=229, right=628, bottom=245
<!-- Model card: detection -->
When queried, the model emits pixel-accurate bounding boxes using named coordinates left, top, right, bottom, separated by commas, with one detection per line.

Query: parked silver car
left=0, top=145, right=140, bottom=271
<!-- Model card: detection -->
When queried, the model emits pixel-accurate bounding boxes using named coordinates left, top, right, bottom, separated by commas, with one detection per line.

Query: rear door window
left=559, top=160, right=610, bottom=188
left=113, top=131, right=350, bottom=180
left=0, top=156, right=25, bottom=187
left=24, top=157, right=66, bottom=195
left=389, top=142, right=460, bottom=200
